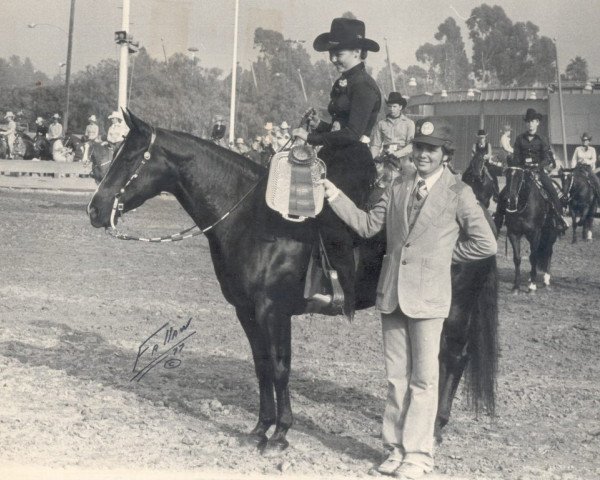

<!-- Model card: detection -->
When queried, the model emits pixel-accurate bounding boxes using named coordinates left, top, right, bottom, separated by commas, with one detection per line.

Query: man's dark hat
left=413, top=118, right=454, bottom=148
left=581, top=132, right=592, bottom=141
left=313, top=18, right=380, bottom=53
left=477, top=129, right=487, bottom=136
left=523, top=108, right=542, bottom=122
left=386, top=92, right=407, bottom=108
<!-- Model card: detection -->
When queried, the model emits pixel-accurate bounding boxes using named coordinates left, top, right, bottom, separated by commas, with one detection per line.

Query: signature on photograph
left=131, top=318, right=196, bottom=381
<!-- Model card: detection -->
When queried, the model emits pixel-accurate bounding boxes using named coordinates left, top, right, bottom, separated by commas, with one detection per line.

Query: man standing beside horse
left=571, top=132, right=600, bottom=199
left=495, top=108, right=570, bottom=233
left=321, top=118, right=497, bottom=479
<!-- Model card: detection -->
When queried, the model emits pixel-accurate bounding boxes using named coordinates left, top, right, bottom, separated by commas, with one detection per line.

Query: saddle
left=265, top=145, right=326, bottom=222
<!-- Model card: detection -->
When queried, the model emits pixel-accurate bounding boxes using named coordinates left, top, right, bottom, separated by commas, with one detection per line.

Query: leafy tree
left=467, top=4, right=555, bottom=86
left=562, top=56, right=588, bottom=82
left=416, top=17, right=471, bottom=90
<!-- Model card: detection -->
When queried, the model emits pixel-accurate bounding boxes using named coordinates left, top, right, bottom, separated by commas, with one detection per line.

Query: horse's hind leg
left=236, top=307, right=276, bottom=448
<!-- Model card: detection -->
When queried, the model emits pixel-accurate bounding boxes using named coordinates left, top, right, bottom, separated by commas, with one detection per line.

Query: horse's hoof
left=261, top=438, right=289, bottom=457
left=527, top=285, right=537, bottom=294
left=242, top=431, right=268, bottom=449
left=512, top=288, right=520, bottom=295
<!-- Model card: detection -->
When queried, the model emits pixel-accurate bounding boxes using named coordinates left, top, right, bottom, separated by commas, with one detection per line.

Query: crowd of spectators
left=209, top=116, right=294, bottom=167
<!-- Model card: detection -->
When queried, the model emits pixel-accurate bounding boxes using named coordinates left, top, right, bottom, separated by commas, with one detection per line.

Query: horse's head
left=88, top=110, right=171, bottom=228
left=505, top=167, right=525, bottom=212
left=471, top=150, right=486, bottom=179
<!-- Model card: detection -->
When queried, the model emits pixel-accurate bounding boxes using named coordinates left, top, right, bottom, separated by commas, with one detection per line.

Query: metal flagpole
left=63, top=0, right=76, bottom=133
left=118, top=0, right=130, bottom=111
left=228, top=0, right=240, bottom=146
left=553, top=38, right=568, bottom=168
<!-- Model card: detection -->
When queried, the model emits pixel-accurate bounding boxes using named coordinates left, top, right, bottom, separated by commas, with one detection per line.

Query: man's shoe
left=392, top=463, right=431, bottom=479
left=370, top=457, right=403, bottom=476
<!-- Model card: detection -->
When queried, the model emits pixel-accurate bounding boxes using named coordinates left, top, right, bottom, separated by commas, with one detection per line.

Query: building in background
left=405, top=82, right=600, bottom=172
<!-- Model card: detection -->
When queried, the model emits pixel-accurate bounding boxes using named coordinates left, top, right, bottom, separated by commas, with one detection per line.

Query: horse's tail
left=466, top=255, right=499, bottom=416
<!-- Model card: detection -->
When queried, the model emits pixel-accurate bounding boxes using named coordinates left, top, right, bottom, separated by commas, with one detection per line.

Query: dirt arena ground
left=0, top=189, right=598, bottom=480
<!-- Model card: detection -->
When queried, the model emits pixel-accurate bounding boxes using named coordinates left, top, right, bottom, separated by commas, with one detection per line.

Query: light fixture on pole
left=467, top=88, right=475, bottom=97
left=58, top=62, right=66, bottom=79
left=529, top=91, right=537, bottom=100
left=187, top=46, right=199, bottom=63
left=441, top=89, right=448, bottom=98
left=584, top=81, right=593, bottom=91
left=408, top=77, right=417, bottom=87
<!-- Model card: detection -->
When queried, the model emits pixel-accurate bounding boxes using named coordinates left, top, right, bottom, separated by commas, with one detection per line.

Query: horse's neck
left=169, top=144, right=260, bottom=237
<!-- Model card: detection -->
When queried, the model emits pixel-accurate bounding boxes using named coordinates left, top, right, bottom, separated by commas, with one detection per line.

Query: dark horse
left=560, top=165, right=598, bottom=243
left=87, top=141, right=113, bottom=184
left=11, top=132, right=36, bottom=159
left=501, top=166, right=558, bottom=292
left=33, top=134, right=52, bottom=160
left=88, top=111, right=498, bottom=455
left=462, top=151, right=499, bottom=209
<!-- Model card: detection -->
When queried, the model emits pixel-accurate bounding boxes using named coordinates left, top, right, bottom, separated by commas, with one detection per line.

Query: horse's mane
left=157, top=128, right=266, bottom=181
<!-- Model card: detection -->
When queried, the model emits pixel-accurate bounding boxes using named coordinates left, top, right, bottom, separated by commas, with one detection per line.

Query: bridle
left=505, top=166, right=527, bottom=213
left=106, top=128, right=262, bottom=242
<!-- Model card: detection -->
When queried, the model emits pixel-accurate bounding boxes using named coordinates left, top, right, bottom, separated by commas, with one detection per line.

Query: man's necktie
left=415, top=179, right=428, bottom=201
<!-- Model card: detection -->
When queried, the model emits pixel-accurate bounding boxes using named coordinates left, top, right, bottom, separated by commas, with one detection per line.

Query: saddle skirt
left=266, top=145, right=326, bottom=222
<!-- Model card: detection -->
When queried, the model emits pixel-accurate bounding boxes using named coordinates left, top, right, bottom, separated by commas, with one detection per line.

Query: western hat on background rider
left=385, top=91, right=407, bottom=108
left=4, top=111, right=15, bottom=119
left=477, top=129, right=487, bottom=137
left=502, top=124, right=512, bottom=133
left=523, top=108, right=542, bottom=122
left=51, top=113, right=61, bottom=120
left=581, top=132, right=592, bottom=142
left=88, top=115, right=98, bottom=123
left=280, top=121, right=290, bottom=130
left=313, top=17, right=380, bottom=52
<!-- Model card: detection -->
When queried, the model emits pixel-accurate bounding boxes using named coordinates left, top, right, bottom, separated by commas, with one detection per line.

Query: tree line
left=0, top=4, right=591, bottom=140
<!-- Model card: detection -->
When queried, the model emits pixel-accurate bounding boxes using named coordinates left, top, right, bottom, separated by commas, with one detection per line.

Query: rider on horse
left=1, top=111, right=17, bottom=158
left=571, top=132, right=600, bottom=199
left=370, top=91, right=416, bottom=182
left=292, top=17, right=381, bottom=316
left=106, top=111, right=128, bottom=148
left=468, top=128, right=501, bottom=197
left=495, top=108, right=570, bottom=232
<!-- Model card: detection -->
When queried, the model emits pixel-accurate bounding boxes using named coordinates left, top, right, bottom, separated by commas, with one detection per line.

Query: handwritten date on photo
left=131, top=318, right=196, bottom=381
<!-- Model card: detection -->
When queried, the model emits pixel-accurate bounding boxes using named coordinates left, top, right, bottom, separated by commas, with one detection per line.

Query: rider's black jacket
left=512, top=131, right=552, bottom=168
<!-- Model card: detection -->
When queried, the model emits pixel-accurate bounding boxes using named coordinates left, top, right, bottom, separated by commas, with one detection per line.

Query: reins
left=106, top=129, right=263, bottom=242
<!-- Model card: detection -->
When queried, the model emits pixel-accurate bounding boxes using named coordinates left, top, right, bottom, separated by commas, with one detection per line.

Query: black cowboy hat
left=386, top=92, right=407, bottom=108
left=313, top=18, right=380, bottom=53
left=477, top=129, right=487, bottom=136
left=523, top=108, right=542, bottom=122
left=581, top=132, right=592, bottom=141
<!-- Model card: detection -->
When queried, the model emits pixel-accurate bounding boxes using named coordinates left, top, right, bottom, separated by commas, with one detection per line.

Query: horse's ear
left=122, top=108, right=151, bottom=135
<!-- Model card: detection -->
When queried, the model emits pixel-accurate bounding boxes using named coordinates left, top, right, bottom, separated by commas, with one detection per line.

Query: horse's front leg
left=236, top=307, right=276, bottom=448
left=508, top=233, right=521, bottom=293
left=527, top=231, right=541, bottom=293
left=257, top=305, right=293, bottom=457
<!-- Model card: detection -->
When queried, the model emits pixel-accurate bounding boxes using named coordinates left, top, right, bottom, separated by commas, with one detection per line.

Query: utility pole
left=384, top=37, right=396, bottom=92
left=228, top=0, right=240, bottom=146
left=63, top=0, right=76, bottom=133
left=554, top=38, right=568, bottom=168
left=117, top=0, right=130, bottom=111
